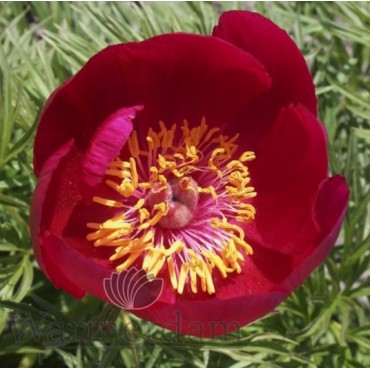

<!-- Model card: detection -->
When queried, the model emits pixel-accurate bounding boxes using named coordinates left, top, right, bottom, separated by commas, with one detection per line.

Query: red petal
left=246, top=104, right=328, bottom=254
left=40, top=234, right=85, bottom=298
left=213, top=11, right=317, bottom=146
left=30, top=139, right=75, bottom=272
left=281, top=175, right=349, bottom=291
left=34, top=33, right=271, bottom=175
left=135, top=177, right=348, bottom=337
left=38, top=106, right=138, bottom=235
left=135, top=290, right=288, bottom=337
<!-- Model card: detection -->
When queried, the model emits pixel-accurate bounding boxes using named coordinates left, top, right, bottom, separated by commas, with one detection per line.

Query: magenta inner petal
left=81, top=105, right=142, bottom=199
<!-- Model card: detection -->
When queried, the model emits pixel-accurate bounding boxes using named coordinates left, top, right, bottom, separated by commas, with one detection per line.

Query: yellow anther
left=157, top=175, right=167, bottom=188
left=173, top=165, right=196, bottom=178
left=101, top=239, right=131, bottom=247
left=92, top=196, right=124, bottom=208
left=208, top=147, right=226, bottom=173
left=146, top=135, right=154, bottom=150
left=167, top=256, right=177, bottom=290
left=236, top=204, right=256, bottom=222
left=165, top=240, right=185, bottom=256
left=149, top=166, right=158, bottom=180
left=147, top=128, right=161, bottom=149
left=86, top=223, right=102, bottom=230
left=159, top=120, right=167, bottom=135
left=91, top=227, right=133, bottom=247
left=138, top=182, right=152, bottom=189
left=115, top=252, right=142, bottom=271
left=105, top=169, right=131, bottom=178
left=101, top=219, right=130, bottom=230
left=120, top=180, right=136, bottom=197
left=133, top=198, right=145, bottom=210
left=203, top=264, right=215, bottom=294
left=142, top=250, right=153, bottom=271
left=210, top=147, right=225, bottom=161
left=143, top=230, right=154, bottom=242
left=129, top=157, right=138, bottom=188
left=231, top=234, right=253, bottom=255
left=139, top=208, right=150, bottom=223
left=173, top=153, right=185, bottom=160
left=147, top=247, right=166, bottom=276
left=227, top=160, right=248, bottom=173
left=211, top=218, right=246, bottom=241
left=105, top=179, right=135, bottom=198
left=128, top=130, right=140, bottom=157
left=86, top=228, right=111, bottom=241
left=190, top=268, right=197, bottom=293
left=157, top=154, right=177, bottom=171
left=204, top=127, right=220, bottom=142
left=186, top=145, right=199, bottom=162
left=239, top=151, right=256, bottom=162
left=162, top=123, right=176, bottom=151
left=177, top=263, right=189, bottom=294
left=148, top=210, right=166, bottom=227
left=139, top=202, right=168, bottom=230
left=198, top=186, right=218, bottom=201
left=111, top=240, right=149, bottom=260
left=202, top=250, right=232, bottom=278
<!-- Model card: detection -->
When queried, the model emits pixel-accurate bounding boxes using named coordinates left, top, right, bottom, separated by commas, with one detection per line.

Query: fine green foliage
left=0, top=1, right=369, bottom=367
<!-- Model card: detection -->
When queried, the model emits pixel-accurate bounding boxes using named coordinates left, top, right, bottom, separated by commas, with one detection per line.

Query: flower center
left=147, top=177, right=199, bottom=229
left=86, top=118, right=257, bottom=295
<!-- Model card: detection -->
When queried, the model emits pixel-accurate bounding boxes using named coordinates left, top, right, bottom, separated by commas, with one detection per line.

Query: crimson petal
left=213, top=11, right=317, bottom=146
left=30, top=139, right=75, bottom=271
left=281, top=176, right=349, bottom=291
left=247, top=104, right=328, bottom=254
left=34, top=33, right=271, bottom=175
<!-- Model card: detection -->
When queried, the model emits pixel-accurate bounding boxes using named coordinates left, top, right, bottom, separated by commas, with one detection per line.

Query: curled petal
left=247, top=104, right=328, bottom=254
left=30, top=139, right=75, bottom=271
left=81, top=106, right=142, bottom=199
left=213, top=11, right=317, bottom=145
left=281, top=175, right=349, bottom=291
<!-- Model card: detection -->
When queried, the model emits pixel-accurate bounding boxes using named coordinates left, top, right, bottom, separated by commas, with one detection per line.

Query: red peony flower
left=31, top=10, right=349, bottom=337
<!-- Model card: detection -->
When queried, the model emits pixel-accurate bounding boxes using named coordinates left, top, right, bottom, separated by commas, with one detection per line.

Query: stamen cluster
left=86, top=119, right=256, bottom=295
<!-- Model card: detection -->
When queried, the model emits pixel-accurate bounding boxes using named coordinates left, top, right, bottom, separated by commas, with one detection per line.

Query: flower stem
left=120, top=311, right=140, bottom=367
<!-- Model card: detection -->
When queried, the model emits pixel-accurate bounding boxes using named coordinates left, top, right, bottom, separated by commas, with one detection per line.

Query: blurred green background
left=0, top=1, right=369, bottom=367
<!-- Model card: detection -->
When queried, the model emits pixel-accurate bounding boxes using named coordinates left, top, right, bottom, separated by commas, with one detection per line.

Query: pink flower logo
left=103, top=268, right=163, bottom=310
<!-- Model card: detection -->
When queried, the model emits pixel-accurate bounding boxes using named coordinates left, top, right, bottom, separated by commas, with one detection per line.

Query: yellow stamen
left=198, top=186, right=218, bottom=201
left=239, top=151, right=256, bottom=162
left=105, top=179, right=135, bottom=198
left=128, top=130, right=140, bottom=157
left=139, top=208, right=150, bottom=223
left=202, top=250, right=233, bottom=278
left=167, top=256, right=178, bottom=290
left=116, top=252, right=142, bottom=271
left=133, top=198, right=145, bottom=210
left=92, top=196, right=123, bottom=208
left=231, top=234, right=254, bottom=255
left=177, top=263, right=189, bottom=294
left=130, top=157, right=138, bottom=188
left=203, top=263, right=215, bottom=294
